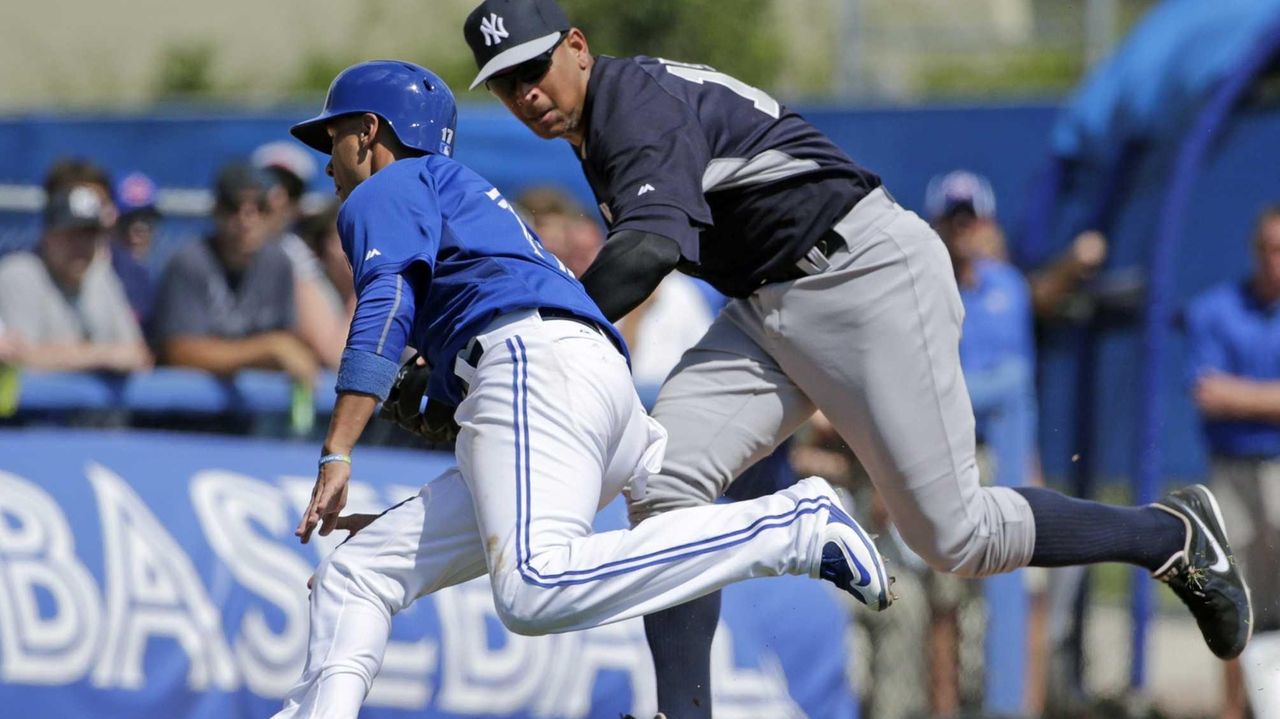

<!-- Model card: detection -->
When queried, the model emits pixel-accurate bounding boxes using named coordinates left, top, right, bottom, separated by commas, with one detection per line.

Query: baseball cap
left=464, top=0, right=570, bottom=90
left=252, top=141, right=318, bottom=187
left=213, top=161, right=276, bottom=211
left=114, top=171, right=160, bottom=219
left=44, top=185, right=107, bottom=232
left=924, top=170, right=997, bottom=220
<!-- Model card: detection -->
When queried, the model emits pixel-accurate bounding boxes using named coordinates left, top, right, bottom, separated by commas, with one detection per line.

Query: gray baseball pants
left=630, top=188, right=1036, bottom=578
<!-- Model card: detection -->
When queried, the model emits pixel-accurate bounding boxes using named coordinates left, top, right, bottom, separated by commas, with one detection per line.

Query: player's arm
left=296, top=267, right=421, bottom=543
left=579, top=229, right=682, bottom=322
left=1183, top=294, right=1280, bottom=423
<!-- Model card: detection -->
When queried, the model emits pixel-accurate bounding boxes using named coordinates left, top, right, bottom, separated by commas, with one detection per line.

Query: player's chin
left=527, top=116, right=566, bottom=140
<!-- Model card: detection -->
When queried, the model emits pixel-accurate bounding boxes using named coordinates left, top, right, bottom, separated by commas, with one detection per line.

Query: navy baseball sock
left=644, top=591, right=719, bottom=719
left=1013, top=487, right=1185, bottom=572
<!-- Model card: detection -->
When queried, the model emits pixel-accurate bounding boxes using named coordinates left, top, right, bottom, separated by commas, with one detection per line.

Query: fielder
left=272, top=60, right=890, bottom=719
left=462, top=1, right=1254, bottom=716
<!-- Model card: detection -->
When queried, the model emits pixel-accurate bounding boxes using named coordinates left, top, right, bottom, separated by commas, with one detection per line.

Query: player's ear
left=565, top=28, right=590, bottom=67
left=359, top=113, right=380, bottom=151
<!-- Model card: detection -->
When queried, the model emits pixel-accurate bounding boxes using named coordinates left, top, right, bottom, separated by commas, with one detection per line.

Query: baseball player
left=462, top=1, right=1253, bottom=716
left=273, top=60, right=891, bottom=719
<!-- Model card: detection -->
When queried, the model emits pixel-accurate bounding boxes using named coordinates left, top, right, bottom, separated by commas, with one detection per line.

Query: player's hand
left=296, top=460, right=351, bottom=543
left=1194, top=373, right=1254, bottom=418
left=336, top=513, right=379, bottom=536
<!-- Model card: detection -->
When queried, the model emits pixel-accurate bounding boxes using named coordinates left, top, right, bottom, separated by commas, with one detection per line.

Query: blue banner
left=0, top=429, right=856, bottom=718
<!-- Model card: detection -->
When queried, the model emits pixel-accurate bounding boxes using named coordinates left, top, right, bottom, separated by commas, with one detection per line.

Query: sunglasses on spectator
left=485, top=34, right=565, bottom=97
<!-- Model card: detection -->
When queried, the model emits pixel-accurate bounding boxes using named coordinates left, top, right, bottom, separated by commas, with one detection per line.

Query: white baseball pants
left=273, top=310, right=846, bottom=719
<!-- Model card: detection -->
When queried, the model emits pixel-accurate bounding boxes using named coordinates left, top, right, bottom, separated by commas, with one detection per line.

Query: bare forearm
left=1228, top=381, right=1280, bottom=422
left=20, top=340, right=150, bottom=372
left=324, top=391, right=378, bottom=454
left=163, top=334, right=287, bottom=375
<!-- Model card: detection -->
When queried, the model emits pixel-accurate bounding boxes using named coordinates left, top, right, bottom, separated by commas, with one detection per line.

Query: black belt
left=458, top=308, right=606, bottom=384
left=765, top=230, right=847, bottom=285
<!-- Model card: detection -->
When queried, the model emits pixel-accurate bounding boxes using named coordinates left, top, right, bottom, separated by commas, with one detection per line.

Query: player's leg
left=455, top=315, right=884, bottom=636
left=633, top=308, right=821, bottom=719
left=272, top=470, right=488, bottom=719
left=770, top=189, right=1249, bottom=657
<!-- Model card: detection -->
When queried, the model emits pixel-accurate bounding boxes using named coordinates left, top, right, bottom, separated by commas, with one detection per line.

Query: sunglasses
left=485, top=34, right=565, bottom=97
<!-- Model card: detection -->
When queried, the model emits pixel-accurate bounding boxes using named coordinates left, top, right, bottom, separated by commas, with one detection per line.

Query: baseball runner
left=272, top=60, right=891, bottom=719
left=461, top=1, right=1254, bottom=716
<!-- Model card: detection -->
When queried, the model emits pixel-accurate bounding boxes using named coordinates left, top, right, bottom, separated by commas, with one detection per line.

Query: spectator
left=110, top=171, right=161, bottom=329
left=1185, top=204, right=1280, bottom=719
left=516, top=185, right=602, bottom=276
left=928, top=169, right=1047, bottom=718
left=152, top=161, right=315, bottom=386
left=517, top=186, right=713, bottom=388
left=924, top=170, right=1110, bottom=320
left=296, top=201, right=355, bottom=322
left=0, top=185, right=150, bottom=372
left=253, top=140, right=347, bottom=368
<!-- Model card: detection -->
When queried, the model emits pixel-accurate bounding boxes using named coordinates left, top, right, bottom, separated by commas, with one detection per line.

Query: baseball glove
left=379, top=353, right=460, bottom=445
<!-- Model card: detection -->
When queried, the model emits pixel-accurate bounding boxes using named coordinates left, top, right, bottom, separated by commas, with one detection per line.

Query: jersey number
left=485, top=188, right=571, bottom=275
left=659, top=59, right=780, bottom=119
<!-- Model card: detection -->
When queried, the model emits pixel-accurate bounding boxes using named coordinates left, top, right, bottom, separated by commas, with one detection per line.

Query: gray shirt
left=0, top=250, right=142, bottom=344
left=152, top=237, right=295, bottom=343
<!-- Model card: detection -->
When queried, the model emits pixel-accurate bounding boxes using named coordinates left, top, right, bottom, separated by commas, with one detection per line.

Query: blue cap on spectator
left=925, top=170, right=997, bottom=220
left=114, top=171, right=160, bottom=219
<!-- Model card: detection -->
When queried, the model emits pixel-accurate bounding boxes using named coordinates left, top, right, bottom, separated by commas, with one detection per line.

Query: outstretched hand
left=296, top=461, right=352, bottom=543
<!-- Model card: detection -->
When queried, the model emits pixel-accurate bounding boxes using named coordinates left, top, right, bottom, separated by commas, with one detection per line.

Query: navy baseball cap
left=213, top=161, right=276, bottom=211
left=925, top=170, right=997, bottom=220
left=464, top=0, right=570, bottom=90
left=44, top=186, right=107, bottom=232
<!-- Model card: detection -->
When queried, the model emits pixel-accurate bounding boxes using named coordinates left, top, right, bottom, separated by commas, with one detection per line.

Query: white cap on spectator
left=251, top=141, right=318, bottom=184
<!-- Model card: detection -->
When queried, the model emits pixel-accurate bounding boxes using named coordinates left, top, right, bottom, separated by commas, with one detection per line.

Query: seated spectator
left=152, top=161, right=316, bottom=386
left=0, top=186, right=150, bottom=372
left=516, top=186, right=601, bottom=276
left=110, top=171, right=161, bottom=329
left=253, top=141, right=346, bottom=369
left=1185, top=204, right=1280, bottom=719
left=296, top=201, right=355, bottom=320
left=517, top=186, right=713, bottom=387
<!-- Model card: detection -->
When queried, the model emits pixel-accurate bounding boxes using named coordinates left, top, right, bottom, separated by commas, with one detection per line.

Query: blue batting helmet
left=290, top=60, right=457, bottom=158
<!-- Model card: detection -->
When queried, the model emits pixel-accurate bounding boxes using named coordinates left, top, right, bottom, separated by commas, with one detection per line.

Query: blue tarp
left=1052, top=0, right=1280, bottom=165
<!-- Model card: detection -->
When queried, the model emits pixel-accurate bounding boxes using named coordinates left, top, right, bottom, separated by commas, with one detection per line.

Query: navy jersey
left=338, top=155, right=624, bottom=405
left=577, top=55, right=882, bottom=297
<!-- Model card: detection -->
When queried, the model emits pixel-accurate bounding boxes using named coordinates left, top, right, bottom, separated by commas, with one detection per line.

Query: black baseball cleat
left=1151, top=484, right=1253, bottom=659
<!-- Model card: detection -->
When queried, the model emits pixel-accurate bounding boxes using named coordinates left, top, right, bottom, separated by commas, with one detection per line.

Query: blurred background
left=2, top=1, right=1279, bottom=718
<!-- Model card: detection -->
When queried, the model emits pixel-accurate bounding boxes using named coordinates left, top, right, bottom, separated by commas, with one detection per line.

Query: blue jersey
left=338, top=155, right=624, bottom=405
left=958, top=260, right=1035, bottom=374
left=1185, top=280, right=1280, bottom=457
left=577, top=55, right=882, bottom=297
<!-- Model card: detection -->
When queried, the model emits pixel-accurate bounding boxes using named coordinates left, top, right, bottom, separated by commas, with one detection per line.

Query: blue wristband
left=319, top=453, right=351, bottom=467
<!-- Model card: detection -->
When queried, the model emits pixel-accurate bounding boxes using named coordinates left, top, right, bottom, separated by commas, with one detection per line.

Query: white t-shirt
left=621, top=274, right=715, bottom=386
left=0, top=250, right=142, bottom=344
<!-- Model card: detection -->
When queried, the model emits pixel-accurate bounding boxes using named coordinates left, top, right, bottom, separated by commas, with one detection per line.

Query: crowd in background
left=0, top=154, right=1277, bottom=719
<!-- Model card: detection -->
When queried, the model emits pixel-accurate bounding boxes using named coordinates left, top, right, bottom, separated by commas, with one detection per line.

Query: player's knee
left=490, top=566, right=578, bottom=636
left=898, top=487, right=1034, bottom=578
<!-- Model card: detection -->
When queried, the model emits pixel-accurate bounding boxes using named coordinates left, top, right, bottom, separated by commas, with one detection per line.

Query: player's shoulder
left=339, top=157, right=438, bottom=222
left=0, top=249, right=44, bottom=277
left=1188, top=280, right=1249, bottom=319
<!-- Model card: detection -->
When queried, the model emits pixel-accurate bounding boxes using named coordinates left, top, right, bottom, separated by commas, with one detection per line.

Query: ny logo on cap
left=479, top=13, right=510, bottom=46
